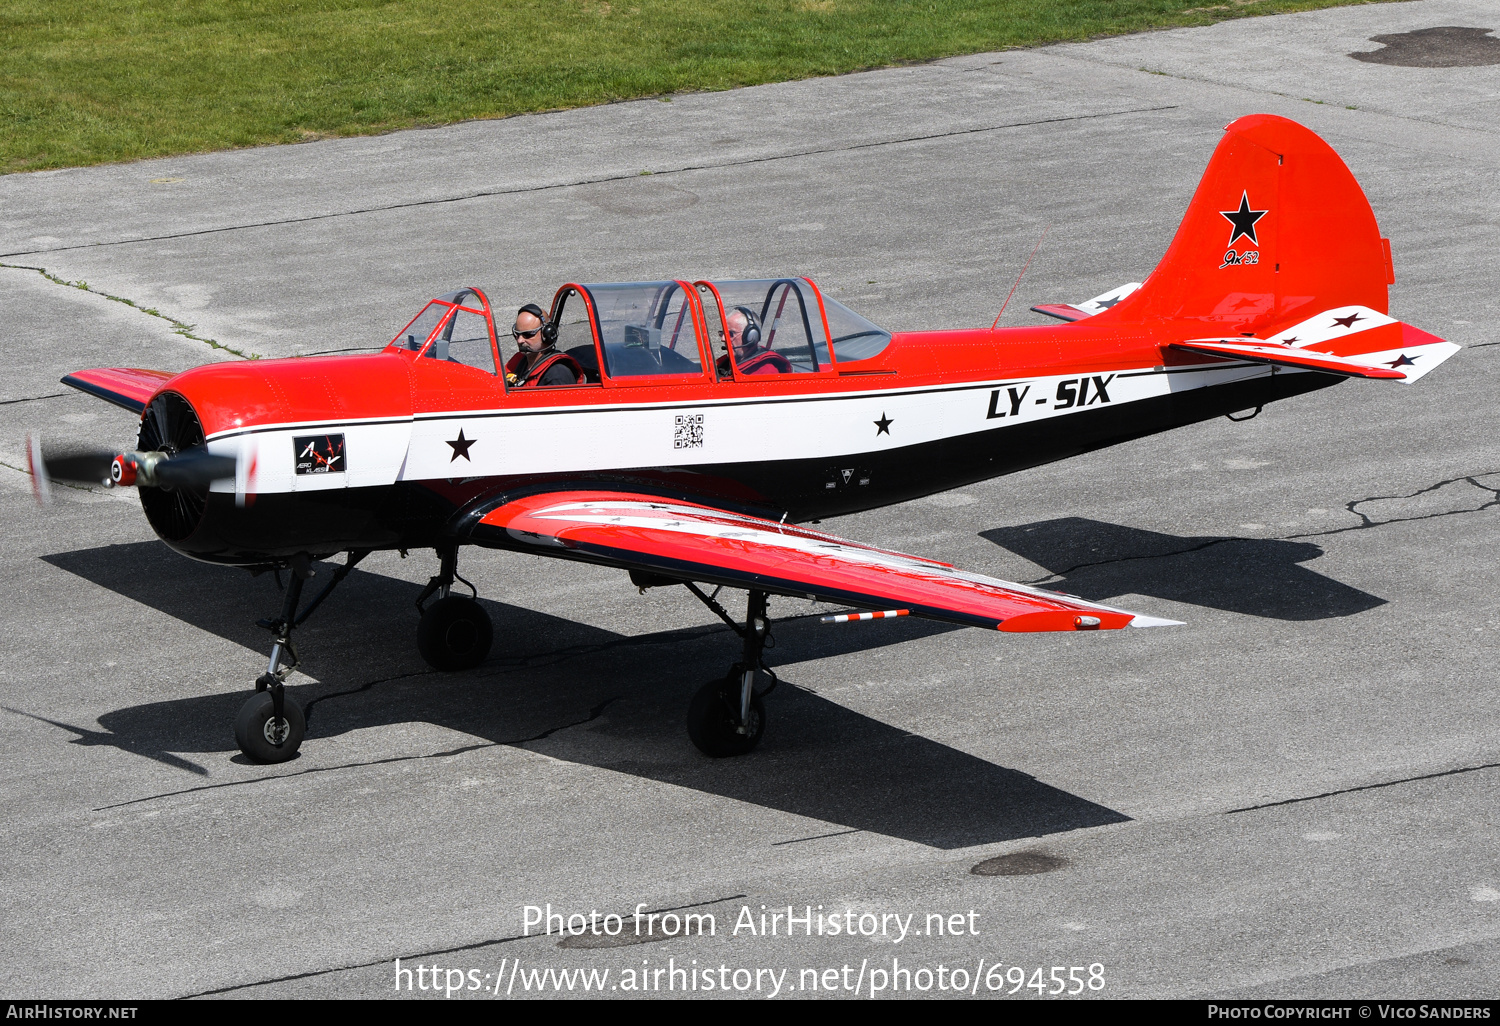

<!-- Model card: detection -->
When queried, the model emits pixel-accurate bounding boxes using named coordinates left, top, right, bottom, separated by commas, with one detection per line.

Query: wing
left=1171, top=306, right=1459, bottom=384
left=470, top=491, right=1180, bottom=633
left=1031, top=282, right=1142, bottom=323
left=62, top=368, right=175, bottom=412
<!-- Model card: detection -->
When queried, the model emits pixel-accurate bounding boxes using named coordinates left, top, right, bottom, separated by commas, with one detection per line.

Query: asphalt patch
left=1351, top=26, right=1500, bottom=67
left=970, top=850, right=1069, bottom=876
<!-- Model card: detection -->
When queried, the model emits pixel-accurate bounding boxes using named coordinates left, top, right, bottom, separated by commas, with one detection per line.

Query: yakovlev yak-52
left=31, top=115, right=1458, bottom=763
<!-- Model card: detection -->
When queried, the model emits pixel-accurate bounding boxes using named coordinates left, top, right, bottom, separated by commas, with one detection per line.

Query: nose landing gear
left=235, top=550, right=368, bottom=763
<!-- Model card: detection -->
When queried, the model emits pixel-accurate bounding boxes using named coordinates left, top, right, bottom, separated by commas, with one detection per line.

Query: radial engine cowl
left=137, top=392, right=214, bottom=542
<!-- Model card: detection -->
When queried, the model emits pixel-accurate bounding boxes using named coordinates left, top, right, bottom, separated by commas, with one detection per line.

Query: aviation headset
left=730, top=306, right=762, bottom=349
left=516, top=303, right=558, bottom=348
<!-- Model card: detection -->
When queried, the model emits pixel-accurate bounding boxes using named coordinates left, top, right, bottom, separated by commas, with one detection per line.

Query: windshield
left=387, top=289, right=498, bottom=373
left=822, top=295, right=892, bottom=362
left=391, top=301, right=448, bottom=352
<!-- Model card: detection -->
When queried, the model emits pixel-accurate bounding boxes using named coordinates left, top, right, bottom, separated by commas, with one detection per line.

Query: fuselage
left=156, top=317, right=1336, bottom=566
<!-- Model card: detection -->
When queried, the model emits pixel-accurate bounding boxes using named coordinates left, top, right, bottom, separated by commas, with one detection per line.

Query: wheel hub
left=262, top=717, right=290, bottom=746
left=445, top=620, right=477, bottom=654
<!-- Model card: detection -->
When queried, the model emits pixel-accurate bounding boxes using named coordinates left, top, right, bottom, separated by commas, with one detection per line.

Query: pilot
left=715, top=306, right=792, bottom=377
left=504, top=303, right=582, bottom=387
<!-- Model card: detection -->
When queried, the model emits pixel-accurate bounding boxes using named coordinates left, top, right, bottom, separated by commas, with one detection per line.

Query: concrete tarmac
left=1, top=0, right=1497, bottom=999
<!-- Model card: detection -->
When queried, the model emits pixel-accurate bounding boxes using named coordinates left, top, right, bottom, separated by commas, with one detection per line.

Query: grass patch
left=1, top=0, right=1390, bottom=174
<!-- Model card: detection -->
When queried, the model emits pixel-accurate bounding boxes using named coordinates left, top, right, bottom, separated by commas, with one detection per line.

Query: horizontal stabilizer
left=1172, top=306, right=1459, bottom=383
left=62, top=368, right=175, bottom=412
left=1170, top=340, right=1407, bottom=379
left=1032, top=282, right=1141, bottom=322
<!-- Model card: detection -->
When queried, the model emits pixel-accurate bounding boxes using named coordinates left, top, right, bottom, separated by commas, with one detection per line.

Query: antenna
left=991, top=224, right=1050, bottom=330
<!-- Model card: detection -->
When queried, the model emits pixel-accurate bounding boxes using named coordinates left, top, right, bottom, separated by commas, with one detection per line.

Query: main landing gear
left=235, top=550, right=368, bottom=763
left=414, top=545, right=493, bottom=672
left=682, top=586, right=778, bottom=757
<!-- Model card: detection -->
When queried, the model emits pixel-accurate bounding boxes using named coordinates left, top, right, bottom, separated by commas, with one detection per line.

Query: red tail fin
left=1103, top=114, right=1393, bottom=333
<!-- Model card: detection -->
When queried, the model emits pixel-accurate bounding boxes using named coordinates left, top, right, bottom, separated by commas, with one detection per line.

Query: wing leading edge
left=61, top=368, right=175, bottom=413
left=472, top=492, right=1180, bottom=633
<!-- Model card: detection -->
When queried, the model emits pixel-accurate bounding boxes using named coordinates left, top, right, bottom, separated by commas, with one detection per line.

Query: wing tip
left=1128, top=614, right=1185, bottom=628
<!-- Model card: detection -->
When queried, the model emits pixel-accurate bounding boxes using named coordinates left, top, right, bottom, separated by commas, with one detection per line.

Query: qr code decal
left=674, top=413, right=704, bottom=449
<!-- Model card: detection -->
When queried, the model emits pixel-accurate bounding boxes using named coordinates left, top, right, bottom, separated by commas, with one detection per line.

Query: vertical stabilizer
left=1099, top=115, right=1392, bottom=334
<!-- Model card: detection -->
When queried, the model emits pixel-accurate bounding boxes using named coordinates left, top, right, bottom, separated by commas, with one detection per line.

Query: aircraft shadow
left=981, top=517, right=1384, bottom=620
left=40, top=541, right=1129, bottom=849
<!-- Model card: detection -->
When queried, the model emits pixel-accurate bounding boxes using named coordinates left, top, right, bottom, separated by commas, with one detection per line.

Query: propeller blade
left=234, top=437, right=259, bottom=508
left=153, top=447, right=238, bottom=489
left=43, top=451, right=117, bottom=483
left=29, top=436, right=116, bottom=491
left=26, top=434, right=52, bottom=506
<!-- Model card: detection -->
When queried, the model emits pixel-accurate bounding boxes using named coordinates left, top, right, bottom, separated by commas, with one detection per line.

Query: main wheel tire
left=234, top=691, right=305, bottom=763
left=687, top=674, right=765, bottom=757
left=418, top=596, right=493, bottom=671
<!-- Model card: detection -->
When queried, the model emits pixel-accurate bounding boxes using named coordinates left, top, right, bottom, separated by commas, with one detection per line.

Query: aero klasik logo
left=294, top=434, right=346, bottom=475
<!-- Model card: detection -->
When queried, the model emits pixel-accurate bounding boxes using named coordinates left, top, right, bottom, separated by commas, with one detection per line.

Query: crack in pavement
left=772, top=828, right=862, bottom=847
left=1332, top=473, right=1500, bottom=532
left=92, top=695, right=623, bottom=811
left=178, top=892, right=747, bottom=998
left=0, top=262, right=256, bottom=359
left=1224, top=760, right=1500, bottom=814
left=1018, top=471, right=1500, bottom=586
left=300, top=668, right=436, bottom=725
left=0, top=105, right=1176, bottom=259
left=1048, top=49, right=1498, bottom=141
left=0, top=392, right=72, bottom=406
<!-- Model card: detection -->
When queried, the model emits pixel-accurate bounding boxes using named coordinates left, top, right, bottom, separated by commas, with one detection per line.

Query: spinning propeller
left=27, top=391, right=257, bottom=515
left=26, top=436, right=239, bottom=505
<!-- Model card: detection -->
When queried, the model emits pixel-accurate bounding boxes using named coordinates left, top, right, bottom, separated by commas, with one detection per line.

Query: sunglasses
left=513, top=327, right=542, bottom=339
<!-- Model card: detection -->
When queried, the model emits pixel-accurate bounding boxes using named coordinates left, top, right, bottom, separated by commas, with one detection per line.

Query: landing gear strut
left=684, top=587, right=775, bottom=757
left=235, top=550, right=367, bottom=763
left=415, top=545, right=492, bottom=671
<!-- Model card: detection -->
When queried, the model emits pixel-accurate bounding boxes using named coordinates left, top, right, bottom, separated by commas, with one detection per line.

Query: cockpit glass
left=422, top=304, right=496, bottom=373
left=704, top=279, right=831, bottom=374
left=391, top=301, right=450, bottom=352
left=584, top=281, right=705, bottom=378
left=821, top=296, right=893, bottom=362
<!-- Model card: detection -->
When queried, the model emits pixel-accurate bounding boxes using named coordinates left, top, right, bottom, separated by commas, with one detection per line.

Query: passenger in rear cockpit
left=505, top=303, right=582, bottom=387
left=716, top=306, right=792, bottom=377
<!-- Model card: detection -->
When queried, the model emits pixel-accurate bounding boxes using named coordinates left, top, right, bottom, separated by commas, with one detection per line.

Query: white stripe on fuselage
left=206, top=361, right=1283, bottom=495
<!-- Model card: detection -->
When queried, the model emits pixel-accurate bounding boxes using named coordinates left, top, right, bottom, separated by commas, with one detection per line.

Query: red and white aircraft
left=32, top=114, right=1457, bottom=763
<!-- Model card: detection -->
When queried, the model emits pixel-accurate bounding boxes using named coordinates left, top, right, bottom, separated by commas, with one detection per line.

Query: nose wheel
left=234, top=690, right=306, bottom=763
